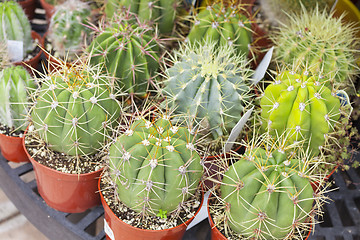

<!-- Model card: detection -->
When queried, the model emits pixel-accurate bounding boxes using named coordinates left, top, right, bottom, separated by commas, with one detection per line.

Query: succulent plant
left=0, top=1, right=33, bottom=57
left=105, top=0, right=178, bottom=34
left=88, top=12, right=161, bottom=96
left=109, top=113, right=203, bottom=217
left=30, top=61, right=121, bottom=157
left=273, top=7, right=359, bottom=88
left=220, top=146, right=317, bottom=239
left=163, top=41, right=253, bottom=140
left=0, top=66, right=36, bottom=131
left=0, top=41, right=10, bottom=71
left=187, top=2, right=252, bottom=56
left=48, top=0, right=93, bottom=60
left=260, top=69, right=341, bottom=157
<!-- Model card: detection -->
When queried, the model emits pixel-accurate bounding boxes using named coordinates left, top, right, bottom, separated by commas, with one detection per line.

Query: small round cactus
left=88, top=12, right=161, bottom=96
left=0, top=1, right=33, bottom=57
left=48, top=0, right=92, bottom=60
left=260, top=70, right=341, bottom=156
left=30, top=62, right=121, bottom=157
left=163, top=41, right=253, bottom=140
left=0, top=66, right=36, bottom=131
left=187, top=2, right=252, bottom=56
left=109, top=114, right=203, bottom=217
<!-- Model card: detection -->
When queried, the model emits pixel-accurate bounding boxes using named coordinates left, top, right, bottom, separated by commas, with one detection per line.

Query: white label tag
left=7, top=40, right=23, bottom=62
left=104, top=219, right=115, bottom=240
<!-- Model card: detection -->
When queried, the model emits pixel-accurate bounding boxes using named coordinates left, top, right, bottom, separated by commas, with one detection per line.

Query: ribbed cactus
left=0, top=66, right=35, bottom=131
left=30, top=62, right=121, bottom=157
left=220, top=147, right=315, bottom=239
left=163, top=41, right=252, bottom=140
left=273, top=7, right=359, bottom=88
left=109, top=114, right=203, bottom=217
left=0, top=1, right=33, bottom=56
left=187, top=2, right=252, bottom=56
left=260, top=70, right=341, bottom=156
left=105, top=0, right=178, bottom=34
left=88, top=12, right=160, bottom=96
left=48, top=0, right=92, bottom=60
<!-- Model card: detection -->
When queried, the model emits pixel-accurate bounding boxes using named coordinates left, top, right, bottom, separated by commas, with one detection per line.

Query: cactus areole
left=221, top=148, right=314, bottom=239
left=260, top=71, right=341, bottom=156
left=31, top=71, right=120, bottom=156
left=109, top=116, right=203, bottom=216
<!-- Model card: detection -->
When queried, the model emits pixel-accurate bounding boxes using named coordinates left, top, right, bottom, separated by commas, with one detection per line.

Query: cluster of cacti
left=163, top=41, right=253, bottom=140
left=105, top=0, right=178, bottom=34
left=273, top=7, right=359, bottom=88
left=48, top=0, right=93, bottom=60
left=30, top=62, right=121, bottom=157
left=260, top=70, right=341, bottom=156
left=0, top=66, right=35, bottom=131
left=0, top=1, right=33, bottom=57
left=88, top=12, right=160, bottom=96
left=187, top=2, right=252, bottom=56
left=109, top=113, right=203, bottom=217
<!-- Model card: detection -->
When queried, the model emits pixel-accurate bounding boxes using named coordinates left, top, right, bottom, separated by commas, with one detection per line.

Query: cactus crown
left=163, top=40, right=253, bottom=142
left=48, top=0, right=92, bottom=60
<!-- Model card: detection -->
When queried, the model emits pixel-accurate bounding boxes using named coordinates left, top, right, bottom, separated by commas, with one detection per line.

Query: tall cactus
left=163, top=41, right=252, bottom=140
left=0, top=1, right=33, bottom=57
left=260, top=70, right=341, bottom=156
left=0, top=66, right=36, bottom=131
left=48, top=0, right=92, bottom=60
left=30, top=62, right=121, bottom=156
left=88, top=12, right=160, bottom=96
left=109, top=114, right=203, bottom=217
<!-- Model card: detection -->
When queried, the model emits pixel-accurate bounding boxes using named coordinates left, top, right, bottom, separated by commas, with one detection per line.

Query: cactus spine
left=163, top=41, right=252, bottom=140
left=48, top=0, right=92, bottom=60
left=30, top=62, right=121, bottom=156
left=109, top=114, right=203, bottom=217
left=260, top=70, right=341, bottom=156
left=88, top=12, right=160, bottom=96
left=0, top=1, right=33, bottom=56
left=0, top=66, right=35, bottom=131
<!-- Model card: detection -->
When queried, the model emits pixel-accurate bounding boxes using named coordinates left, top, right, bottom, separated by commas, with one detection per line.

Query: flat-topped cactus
left=109, top=114, right=203, bottom=217
left=260, top=70, right=341, bottom=156
left=0, top=66, right=36, bottom=131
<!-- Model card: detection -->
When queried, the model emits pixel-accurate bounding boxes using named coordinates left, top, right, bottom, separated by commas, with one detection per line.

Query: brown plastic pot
left=18, top=0, right=37, bottom=20
left=14, top=31, right=44, bottom=72
left=39, top=0, right=55, bottom=21
left=99, top=175, right=202, bottom=240
left=0, top=133, right=29, bottom=163
left=23, top=132, right=103, bottom=213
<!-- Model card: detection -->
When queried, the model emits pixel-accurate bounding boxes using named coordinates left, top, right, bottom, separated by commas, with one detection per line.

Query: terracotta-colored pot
left=99, top=176, right=202, bottom=240
left=14, top=31, right=44, bottom=72
left=39, top=0, right=55, bottom=21
left=18, top=0, right=37, bottom=20
left=23, top=132, right=103, bottom=213
left=311, top=164, right=340, bottom=192
left=0, top=133, right=29, bottom=163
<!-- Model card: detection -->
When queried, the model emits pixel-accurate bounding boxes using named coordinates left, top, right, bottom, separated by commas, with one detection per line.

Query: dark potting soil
left=100, top=174, right=202, bottom=230
left=0, top=123, right=24, bottom=137
left=24, top=126, right=105, bottom=174
left=23, top=38, right=41, bottom=62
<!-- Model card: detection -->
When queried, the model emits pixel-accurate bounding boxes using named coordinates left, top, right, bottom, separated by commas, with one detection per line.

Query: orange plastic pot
left=99, top=176, right=202, bottom=240
left=23, top=134, right=103, bottom=213
left=18, top=0, right=37, bottom=20
left=39, top=0, right=55, bottom=21
left=0, top=133, right=29, bottom=163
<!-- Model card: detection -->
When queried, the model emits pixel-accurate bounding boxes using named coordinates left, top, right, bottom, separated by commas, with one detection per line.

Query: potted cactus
left=99, top=106, right=204, bottom=240
left=23, top=58, right=122, bottom=213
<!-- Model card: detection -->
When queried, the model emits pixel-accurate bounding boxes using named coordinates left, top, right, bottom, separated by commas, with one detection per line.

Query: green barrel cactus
left=31, top=64, right=121, bottom=156
left=105, top=0, right=178, bottom=34
left=0, top=1, right=33, bottom=57
left=0, top=66, right=35, bottom=131
left=109, top=115, right=203, bottom=216
left=163, top=41, right=252, bottom=140
left=48, top=0, right=92, bottom=60
left=260, top=70, right=341, bottom=156
left=273, top=7, right=359, bottom=88
left=88, top=12, right=160, bottom=96
left=187, top=2, right=252, bottom=56
left=220, top=147, right=315, bottom=239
